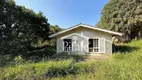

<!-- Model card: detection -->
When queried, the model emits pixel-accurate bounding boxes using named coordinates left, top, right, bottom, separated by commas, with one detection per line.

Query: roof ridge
left=65, top=23, right=94, bottom=29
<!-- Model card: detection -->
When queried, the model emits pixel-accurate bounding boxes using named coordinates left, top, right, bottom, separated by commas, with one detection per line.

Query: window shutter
left=57, top=39, right=63, bottom=53
left=100, top=38, right=105, bottom=53
left=105, top=40, right=112, bottom=53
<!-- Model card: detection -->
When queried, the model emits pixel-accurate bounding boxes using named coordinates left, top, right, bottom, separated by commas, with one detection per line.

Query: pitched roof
left=49, top=23, right=122, bottom=38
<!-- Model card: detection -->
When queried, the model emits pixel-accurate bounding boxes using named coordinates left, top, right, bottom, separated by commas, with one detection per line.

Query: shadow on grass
left=0, top=54, right=85, bottom=68
left=0, top=55, right=15, bottom=67
left=45, top=55, right=94, bottom=78
left=51, top=52, right=86, bottom=62
left=113, top=44, right=140, bottom=53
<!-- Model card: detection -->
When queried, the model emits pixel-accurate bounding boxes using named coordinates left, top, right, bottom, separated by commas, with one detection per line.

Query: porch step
left=83, top=54, right=109, bottom=61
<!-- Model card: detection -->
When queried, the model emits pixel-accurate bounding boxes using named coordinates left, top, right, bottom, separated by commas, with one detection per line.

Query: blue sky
left=14, top=0, right=108, bottom=28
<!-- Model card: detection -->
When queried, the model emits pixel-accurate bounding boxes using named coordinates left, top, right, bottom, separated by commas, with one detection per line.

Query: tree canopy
left=0, top=0, right=50, bottom=57
left=49, top=25, right=62, bottom=34
left=98, top=0, right=142, bottom=41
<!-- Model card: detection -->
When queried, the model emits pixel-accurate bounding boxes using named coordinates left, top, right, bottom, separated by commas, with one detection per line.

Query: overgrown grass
left=1, top=40, right=142, bottom=80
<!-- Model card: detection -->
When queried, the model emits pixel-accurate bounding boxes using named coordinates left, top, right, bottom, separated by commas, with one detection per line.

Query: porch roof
left=61, top=33, right=89, bottom=39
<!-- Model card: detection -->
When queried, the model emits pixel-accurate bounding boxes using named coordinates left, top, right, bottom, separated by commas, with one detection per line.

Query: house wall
left=56, top=26, right=112, bottom=54
left=62, top=34, right=88, bottom=52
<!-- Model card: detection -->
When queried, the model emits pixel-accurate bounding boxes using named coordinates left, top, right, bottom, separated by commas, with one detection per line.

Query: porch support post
left=87, top=38, right=89, bottom=53
left=62, top=39, right=64, bottom=52
left=104, top=38, right=106, bottom=53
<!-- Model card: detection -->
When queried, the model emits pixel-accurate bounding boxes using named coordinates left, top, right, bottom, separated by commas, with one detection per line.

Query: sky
left=14, top=0, right=109, bottom=28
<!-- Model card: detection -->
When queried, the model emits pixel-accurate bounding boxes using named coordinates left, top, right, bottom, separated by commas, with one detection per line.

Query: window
left=63, top=39, right=72, bottom=51
left=89, top=39, right=99, bottom=52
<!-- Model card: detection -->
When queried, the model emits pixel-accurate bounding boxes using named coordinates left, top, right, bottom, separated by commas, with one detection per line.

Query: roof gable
left=49, top=23, right=122, bottom=38
left=61, top=33, right=89, bottom=39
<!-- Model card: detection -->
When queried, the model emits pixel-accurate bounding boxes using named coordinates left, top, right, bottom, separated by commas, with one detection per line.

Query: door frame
left=88, top=38, right=100, bottom=53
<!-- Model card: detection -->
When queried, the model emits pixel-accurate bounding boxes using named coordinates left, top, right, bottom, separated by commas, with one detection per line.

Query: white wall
left=56, top=27, right=113, bottom=54
left=56, top=34, right=88, bottom=53
left=80, top=28, right=112, bottom=54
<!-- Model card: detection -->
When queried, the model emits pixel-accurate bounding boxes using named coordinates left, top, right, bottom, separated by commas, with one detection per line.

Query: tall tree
left=0, top=0, right=50, bottom=57
left=49, top=25, right=62, bottom=34
left=98, top=0, right=142, bottom=41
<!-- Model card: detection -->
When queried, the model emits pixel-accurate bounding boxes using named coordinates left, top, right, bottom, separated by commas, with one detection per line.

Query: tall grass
left=1, top=40, right=142, bottom=80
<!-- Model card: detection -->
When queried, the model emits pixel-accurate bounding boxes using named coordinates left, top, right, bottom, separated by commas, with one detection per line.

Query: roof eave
left=107, top=32, right=123, bottom=36
left=49, top=32, right=123, bottom=38
left=49, top=34, right=56, bottom=38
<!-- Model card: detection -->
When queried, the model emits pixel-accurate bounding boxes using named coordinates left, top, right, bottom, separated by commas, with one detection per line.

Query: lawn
left=0, top=40, right=142, bottom=80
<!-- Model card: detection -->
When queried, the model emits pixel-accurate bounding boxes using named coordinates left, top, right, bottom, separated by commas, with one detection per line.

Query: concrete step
left=83, top=54, right=109, bottom=61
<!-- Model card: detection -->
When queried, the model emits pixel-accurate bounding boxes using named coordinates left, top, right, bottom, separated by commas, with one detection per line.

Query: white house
left=49, top=23, right=122, bottom=55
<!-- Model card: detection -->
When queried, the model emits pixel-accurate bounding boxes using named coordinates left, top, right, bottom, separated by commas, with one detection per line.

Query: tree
left=49, top=25, right=62, bottom=34
left=98, top=0, right=142, bottom=41
left=0, top=0, right=50, bottom=57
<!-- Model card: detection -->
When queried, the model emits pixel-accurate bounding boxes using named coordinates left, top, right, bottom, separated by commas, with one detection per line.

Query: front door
left=63, top=39, right=72, bottom=51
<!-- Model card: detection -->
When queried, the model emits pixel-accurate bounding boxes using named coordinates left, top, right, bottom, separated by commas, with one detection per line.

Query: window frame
left=89, top=38, right=100, bottom=53
left=63, top=39, right=72, bottom=52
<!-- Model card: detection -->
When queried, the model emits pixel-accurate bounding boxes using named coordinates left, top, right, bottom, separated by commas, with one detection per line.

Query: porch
left=57, top=33, right=112, bottom=54
left=52, top=52, right=110, bottom=61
